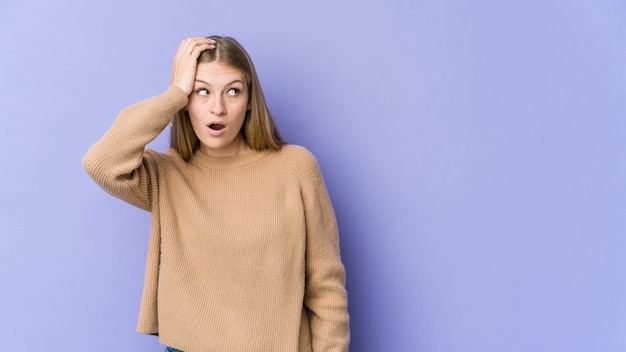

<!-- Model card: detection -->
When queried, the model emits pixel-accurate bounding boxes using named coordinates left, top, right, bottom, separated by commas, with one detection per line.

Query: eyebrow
left=195, top=79, right=244, bottom=87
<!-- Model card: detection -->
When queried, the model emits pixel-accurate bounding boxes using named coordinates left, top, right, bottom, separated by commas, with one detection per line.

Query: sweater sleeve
left=301, top=155, right=350, bottom=351
left=82, top=85, right=188, bottom=211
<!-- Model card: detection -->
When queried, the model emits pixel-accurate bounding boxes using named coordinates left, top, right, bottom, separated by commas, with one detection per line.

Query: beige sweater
left=83, top=85, right=349, bottom=351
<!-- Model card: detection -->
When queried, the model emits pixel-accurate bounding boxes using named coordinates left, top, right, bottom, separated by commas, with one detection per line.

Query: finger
left=179, top=37, right=215, bottom=56
left=174, top=45, right=214, bottom=68
left=190, top=43, right=215, bottom=57
left=170, top=38, right=216, bottom=94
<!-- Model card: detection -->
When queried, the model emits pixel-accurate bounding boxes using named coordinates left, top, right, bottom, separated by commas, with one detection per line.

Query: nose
left=211, top=95, right=226, bottom=116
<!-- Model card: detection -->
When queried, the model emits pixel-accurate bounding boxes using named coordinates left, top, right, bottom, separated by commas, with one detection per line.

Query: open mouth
left=209, top=123, right=225, bottom=131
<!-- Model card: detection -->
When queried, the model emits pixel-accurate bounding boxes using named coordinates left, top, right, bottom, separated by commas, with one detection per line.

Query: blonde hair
left=170, top=36, right=284, bottom=161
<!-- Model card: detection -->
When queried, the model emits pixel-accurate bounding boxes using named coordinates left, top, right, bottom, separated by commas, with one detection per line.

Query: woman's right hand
left=171, top=37, right=216, bottom=95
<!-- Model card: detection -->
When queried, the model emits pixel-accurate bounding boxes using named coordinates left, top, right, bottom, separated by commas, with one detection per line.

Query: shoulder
left=276, top=144, right=317, bottom=164
left=144, top=148, right=187, bottom=174
left=266, top=144, right=325, bottom=186
left=273, top=144, right=320, bottom=172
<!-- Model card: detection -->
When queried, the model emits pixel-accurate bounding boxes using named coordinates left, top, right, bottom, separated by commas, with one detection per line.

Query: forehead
left=195, top=61, right=245, bottom=84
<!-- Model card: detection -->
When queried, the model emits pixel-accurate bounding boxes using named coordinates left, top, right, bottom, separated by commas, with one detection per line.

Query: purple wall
left=2, top=0, right=625, bottom=350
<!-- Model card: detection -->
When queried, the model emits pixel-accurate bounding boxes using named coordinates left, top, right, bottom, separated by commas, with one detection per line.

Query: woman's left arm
left=301, top=154, right=350, bottom=352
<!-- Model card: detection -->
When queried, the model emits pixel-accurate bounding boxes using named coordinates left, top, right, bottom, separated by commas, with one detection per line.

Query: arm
left=82, top=86, right=188, bottom=210
left=82, top=37, right=216, bottom=209
left=301, top=155, right=350, bottom=351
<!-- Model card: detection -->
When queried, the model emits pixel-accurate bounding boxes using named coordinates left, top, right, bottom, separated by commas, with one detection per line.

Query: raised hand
left=171, top=37, right=216, bottom=95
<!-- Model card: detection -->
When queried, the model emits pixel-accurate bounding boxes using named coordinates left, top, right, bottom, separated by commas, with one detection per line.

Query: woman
left=83, top=36, right=350, bottom=351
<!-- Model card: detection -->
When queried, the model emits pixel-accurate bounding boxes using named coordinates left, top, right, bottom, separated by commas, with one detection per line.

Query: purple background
left=1, top=0, right=625, bottom=351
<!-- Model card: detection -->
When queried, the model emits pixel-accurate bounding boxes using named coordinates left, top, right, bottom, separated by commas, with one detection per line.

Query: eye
left=227, top=88, right=240, bottom=97
left=197, top=89, right=209, bottom=96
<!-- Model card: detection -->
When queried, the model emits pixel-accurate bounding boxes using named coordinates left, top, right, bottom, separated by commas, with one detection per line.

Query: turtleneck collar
left=189, top=147, right=271, bottom=170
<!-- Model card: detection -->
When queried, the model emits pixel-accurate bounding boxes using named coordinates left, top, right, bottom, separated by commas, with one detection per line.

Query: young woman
left=83, top=36, right=350, bottom=351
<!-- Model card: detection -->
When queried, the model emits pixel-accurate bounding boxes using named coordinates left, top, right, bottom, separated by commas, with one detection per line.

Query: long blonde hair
left=170, top=36, right=284, bottom=161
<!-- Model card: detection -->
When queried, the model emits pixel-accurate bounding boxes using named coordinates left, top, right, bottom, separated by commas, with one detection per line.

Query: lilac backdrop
left=1, top=0, right=625, bottom=351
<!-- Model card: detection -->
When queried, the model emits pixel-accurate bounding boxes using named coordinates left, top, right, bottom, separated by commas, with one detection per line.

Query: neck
left=199, top=135, right=252, bottom=158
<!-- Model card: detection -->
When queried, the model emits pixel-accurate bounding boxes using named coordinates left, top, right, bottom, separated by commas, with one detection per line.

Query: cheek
left=186, top=98, right=201, bottom=114
left=186, top=106, right=204, bottom=131
left=187, top=100, right=207, bottom=122
left=232, top=98, right=250, bottom=115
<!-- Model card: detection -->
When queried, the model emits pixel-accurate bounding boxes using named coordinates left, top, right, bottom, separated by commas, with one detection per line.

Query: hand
left=171, top=37, right=216, bottom=95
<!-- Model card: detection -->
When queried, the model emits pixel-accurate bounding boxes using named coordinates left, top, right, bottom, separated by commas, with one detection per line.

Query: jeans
left=165, top=347, right=183, bottom=352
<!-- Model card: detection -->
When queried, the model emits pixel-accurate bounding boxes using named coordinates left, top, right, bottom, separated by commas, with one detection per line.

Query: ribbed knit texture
left=82, top=85, right=350, bottom=352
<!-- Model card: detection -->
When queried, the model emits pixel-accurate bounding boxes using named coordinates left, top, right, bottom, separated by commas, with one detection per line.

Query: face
left=187, top=61, right=250, bottom=157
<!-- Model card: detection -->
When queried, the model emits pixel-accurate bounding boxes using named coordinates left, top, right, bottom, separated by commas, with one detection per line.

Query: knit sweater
left=82, top=85, right=349, bottom=351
